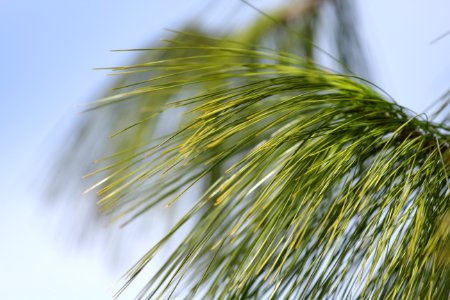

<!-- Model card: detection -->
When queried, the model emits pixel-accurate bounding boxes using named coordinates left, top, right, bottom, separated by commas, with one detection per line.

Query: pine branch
left=82, top=41, right=450, bottom=299
left=48, top=1, right=450, bottom=298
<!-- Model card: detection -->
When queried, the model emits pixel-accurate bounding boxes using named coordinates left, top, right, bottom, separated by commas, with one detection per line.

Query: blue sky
left=1, top=0, right=449, bottom=299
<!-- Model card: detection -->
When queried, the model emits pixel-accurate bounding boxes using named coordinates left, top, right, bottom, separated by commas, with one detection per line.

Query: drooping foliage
left=52, top=0, right=450, bottom=299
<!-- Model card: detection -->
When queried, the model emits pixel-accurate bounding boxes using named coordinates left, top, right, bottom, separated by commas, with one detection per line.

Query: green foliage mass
left=54, top=1, right=450, bottom=299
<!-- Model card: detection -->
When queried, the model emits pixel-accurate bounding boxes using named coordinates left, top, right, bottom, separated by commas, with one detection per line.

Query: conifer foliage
left=57, top=1, right=450, bottom=298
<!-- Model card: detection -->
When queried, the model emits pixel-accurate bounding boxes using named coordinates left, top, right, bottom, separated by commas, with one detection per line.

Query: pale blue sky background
left=0, top=1, right=449, bottom=299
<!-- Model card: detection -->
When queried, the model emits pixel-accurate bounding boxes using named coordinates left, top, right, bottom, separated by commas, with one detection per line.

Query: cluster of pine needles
left=79, top=32, right=450, bottom=299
